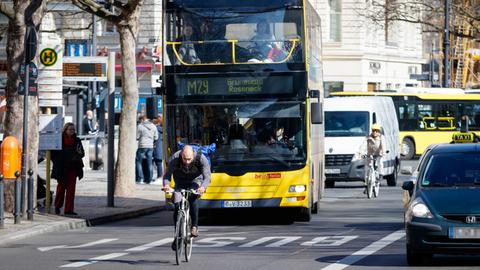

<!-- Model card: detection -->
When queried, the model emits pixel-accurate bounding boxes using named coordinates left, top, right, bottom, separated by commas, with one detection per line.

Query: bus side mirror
left=311, top=102, right=323, bottom=124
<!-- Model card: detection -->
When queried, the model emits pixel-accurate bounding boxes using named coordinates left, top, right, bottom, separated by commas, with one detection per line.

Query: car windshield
left=421, top=153, right=480, bottom=187
left=325, top=111, right=369, bottom=137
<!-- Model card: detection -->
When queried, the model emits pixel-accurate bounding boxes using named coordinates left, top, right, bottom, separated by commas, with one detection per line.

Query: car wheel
left=401, top=138, right=415, bottom=160
left=386, top=164, right=397, bottom=186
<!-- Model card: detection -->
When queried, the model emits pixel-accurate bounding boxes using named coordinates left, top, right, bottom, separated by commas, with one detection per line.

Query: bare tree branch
left=0, top=1, right=15, bottom=19
left=72, top=0, right=120, bottom=24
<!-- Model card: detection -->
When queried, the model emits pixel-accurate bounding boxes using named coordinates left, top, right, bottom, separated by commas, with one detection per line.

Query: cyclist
left=162, top=145, right=211, bottom=249
left=358, top=123, right=385, bottom=192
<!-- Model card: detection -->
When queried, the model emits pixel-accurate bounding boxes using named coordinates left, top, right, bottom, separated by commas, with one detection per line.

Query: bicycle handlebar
left=163, top=187, right=200, bottom=195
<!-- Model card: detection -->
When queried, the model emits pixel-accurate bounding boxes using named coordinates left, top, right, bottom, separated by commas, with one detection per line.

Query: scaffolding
left=449, top=0, right=480, bottom=89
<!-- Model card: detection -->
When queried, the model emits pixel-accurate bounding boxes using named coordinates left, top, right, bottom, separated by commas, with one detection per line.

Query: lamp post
left=443, top=0, right=450, bottom=88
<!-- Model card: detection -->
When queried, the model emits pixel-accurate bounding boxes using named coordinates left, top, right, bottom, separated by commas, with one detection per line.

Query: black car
left=402, top=143, right=480, bottom=265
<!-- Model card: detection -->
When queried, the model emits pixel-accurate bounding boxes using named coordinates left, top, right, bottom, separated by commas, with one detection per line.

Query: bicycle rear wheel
left=184, top=215, right=193, bottom=262
left=175, top=212, right=186, bottom=265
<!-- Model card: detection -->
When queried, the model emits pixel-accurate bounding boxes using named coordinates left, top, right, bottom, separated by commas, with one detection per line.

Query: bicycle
left=364, top=155, right=380, bottom=199
left=165, top=188, right=198, bottom=265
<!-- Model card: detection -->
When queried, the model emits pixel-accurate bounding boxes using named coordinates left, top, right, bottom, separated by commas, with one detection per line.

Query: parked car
left=402, top=143, right=480, bottom=265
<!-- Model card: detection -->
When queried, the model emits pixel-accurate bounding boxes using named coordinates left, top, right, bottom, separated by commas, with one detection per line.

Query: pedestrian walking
left=51, top=122, right=85, bottom=215
left=136, top=115, right=159, bottom=184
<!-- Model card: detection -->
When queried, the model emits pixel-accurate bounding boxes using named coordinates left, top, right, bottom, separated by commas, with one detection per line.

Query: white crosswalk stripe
left=58, top=238, right=173, bottom=268
left=38, top=238, right=118, bottom=252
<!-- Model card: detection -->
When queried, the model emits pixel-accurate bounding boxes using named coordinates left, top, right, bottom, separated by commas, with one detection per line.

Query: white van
left=324, top=96, right=401, bottom=187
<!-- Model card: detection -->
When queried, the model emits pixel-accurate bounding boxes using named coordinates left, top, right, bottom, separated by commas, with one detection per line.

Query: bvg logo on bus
left=40, top=48, right=58, bottom=67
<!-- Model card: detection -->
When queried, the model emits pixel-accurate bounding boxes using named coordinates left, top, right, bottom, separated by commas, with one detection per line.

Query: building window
left=329, top=0, right=342, bottom=42
left=324, top=81, right=344, bottom=97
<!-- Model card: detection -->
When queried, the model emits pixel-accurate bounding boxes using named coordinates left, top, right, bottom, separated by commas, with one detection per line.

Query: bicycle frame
left=364, top=155, right=380, bottom=199
left=167, top=188, right=198, bottom=265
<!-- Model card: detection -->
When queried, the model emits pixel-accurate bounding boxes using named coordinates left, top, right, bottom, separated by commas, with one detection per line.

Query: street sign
left=24, top=26, right=38, bottom=63
left=39, top=106, right=64, bottom=150
left=39, top=48, right=58, bottom=67
left=19, top=62, right=38, bottom=81
left=19, top=81, right=38, bottom=96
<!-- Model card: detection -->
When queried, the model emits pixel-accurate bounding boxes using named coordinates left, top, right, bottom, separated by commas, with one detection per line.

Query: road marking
left=126, top=238, right=173, bottom=251
left=301, top=236, right=358, bottom=247
left=239, top=236, right=301, bottom=248
left=320, top=230, right=405, bottom=270
left=60, top=253, right=128, bottom=268
left=38, top=238, right=118, bottom=252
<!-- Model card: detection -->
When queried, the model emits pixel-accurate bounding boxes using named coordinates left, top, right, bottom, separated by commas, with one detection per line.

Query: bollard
left=0, top=174, right=4, bottom=228
left=27, top=169, right=34, bottom=220
left=0, top=136, right=21, bottom=224
left=14, top=171, right=21, bottom=224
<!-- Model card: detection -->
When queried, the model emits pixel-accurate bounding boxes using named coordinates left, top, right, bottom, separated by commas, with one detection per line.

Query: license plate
left=449, top=227, right=480, bottom=239
left=325, top=168, right=341, bottom=174
left=223, top=200, right=252, bottom=208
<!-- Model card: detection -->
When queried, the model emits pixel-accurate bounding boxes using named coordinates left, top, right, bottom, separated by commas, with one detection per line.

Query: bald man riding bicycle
left=162, top=145, right=211, bottom=243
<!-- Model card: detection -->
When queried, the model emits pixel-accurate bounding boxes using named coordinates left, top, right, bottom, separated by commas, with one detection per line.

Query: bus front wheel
left=401, top=138, right=415, bottom=160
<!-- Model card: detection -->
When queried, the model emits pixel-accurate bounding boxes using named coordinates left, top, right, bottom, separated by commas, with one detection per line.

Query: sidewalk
left=0, top=168, right=166, bottom=246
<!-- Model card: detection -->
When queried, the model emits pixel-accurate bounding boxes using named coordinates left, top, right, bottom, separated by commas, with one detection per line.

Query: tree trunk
left=3, top=1, right=40, bottom=213
left=114, top=24, right=139, bottom=197
left=4, top=4, right=27, bottom=213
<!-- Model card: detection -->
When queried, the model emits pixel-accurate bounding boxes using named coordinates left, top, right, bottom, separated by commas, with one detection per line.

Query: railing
left=167, top=38, right=300, bottom=66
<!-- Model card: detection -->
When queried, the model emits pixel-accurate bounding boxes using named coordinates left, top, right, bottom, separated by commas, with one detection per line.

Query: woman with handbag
left=51, top=122, right=85, bottom=215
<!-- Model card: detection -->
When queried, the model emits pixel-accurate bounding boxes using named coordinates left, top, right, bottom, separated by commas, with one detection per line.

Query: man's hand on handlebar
left=197, top=186, right=206, bottom=194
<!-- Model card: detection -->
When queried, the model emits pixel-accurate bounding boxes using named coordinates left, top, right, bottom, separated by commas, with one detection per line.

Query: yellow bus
left=331, top=89, right=480, bottom=159
left=161, top=0, right=325, bottom=221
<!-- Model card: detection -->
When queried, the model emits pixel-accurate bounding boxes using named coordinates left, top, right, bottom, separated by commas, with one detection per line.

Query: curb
left=0, top=205, right=167, bottom=246
left=0, top=218, right=88, bottom=246
left=87, top=205, right=167, bottom=226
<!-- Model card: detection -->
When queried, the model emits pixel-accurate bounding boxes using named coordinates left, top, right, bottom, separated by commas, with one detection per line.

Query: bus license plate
left=449, top=227, right=480, bottom=239
left=223, top=200, right=252, bottom=208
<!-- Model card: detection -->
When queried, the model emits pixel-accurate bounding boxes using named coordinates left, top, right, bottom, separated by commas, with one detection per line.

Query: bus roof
left=331, top=90, right=480, bottom=100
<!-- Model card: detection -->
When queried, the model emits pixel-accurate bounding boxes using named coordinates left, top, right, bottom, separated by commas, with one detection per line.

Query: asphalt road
left=1, top=159, right=480, bottom=269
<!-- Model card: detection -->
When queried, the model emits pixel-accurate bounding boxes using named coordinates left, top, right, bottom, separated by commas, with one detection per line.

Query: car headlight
left=288, top=185, right=306, bottom=193
left=406, top=198, right=433, bottom=221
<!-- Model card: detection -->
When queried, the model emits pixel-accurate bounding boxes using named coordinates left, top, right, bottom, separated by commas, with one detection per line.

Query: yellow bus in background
left=331, top=89, right=480, bottom=159
left=161, top=0, right=324, bottom=221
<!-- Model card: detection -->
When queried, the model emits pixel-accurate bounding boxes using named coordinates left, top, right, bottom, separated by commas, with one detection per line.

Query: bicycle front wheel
left=367, top=170, right=374, bottom=199
left=175, top=212, right=186, bottom=265
left=184, top=215, right=193, bottom=262
left=373, top=172, right=380, bottom=198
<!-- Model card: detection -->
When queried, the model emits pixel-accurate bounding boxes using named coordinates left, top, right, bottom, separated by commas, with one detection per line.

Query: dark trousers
left=55, top=170, right=77, bottom=212
left=173, top=194, right=199, bottom=227
left=154, top=158, right=163, bottom=178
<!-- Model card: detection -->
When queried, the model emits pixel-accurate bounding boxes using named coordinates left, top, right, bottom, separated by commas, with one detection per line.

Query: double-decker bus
left=161, top=0, right=324, bottom=221
left=331, top=89, right=480, bottom=159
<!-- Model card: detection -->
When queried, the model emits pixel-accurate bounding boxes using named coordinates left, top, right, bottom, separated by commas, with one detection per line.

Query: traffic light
left=146, top=96, right=159, bottom=120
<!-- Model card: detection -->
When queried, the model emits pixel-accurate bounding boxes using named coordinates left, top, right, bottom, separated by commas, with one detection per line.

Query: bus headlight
left=289, top=185, right=306, bottom=193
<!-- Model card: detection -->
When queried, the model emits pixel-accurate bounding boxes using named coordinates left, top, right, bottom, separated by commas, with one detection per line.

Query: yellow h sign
left=40, top=48, right=58, bottom=67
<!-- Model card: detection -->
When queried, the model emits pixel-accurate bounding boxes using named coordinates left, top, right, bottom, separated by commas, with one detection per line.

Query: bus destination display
left=173, top=75, right=296, bottom=96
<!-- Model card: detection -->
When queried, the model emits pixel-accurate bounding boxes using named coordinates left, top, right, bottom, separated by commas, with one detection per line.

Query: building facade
left=311, top=0, right=427, bottom=93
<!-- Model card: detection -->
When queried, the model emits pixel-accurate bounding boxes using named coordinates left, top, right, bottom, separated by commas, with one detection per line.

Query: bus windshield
left=168, top=101, right=307, bottom=172
left=165, top=2, right=304, bottom=65
left=325, top=111, right=369, bottom=137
